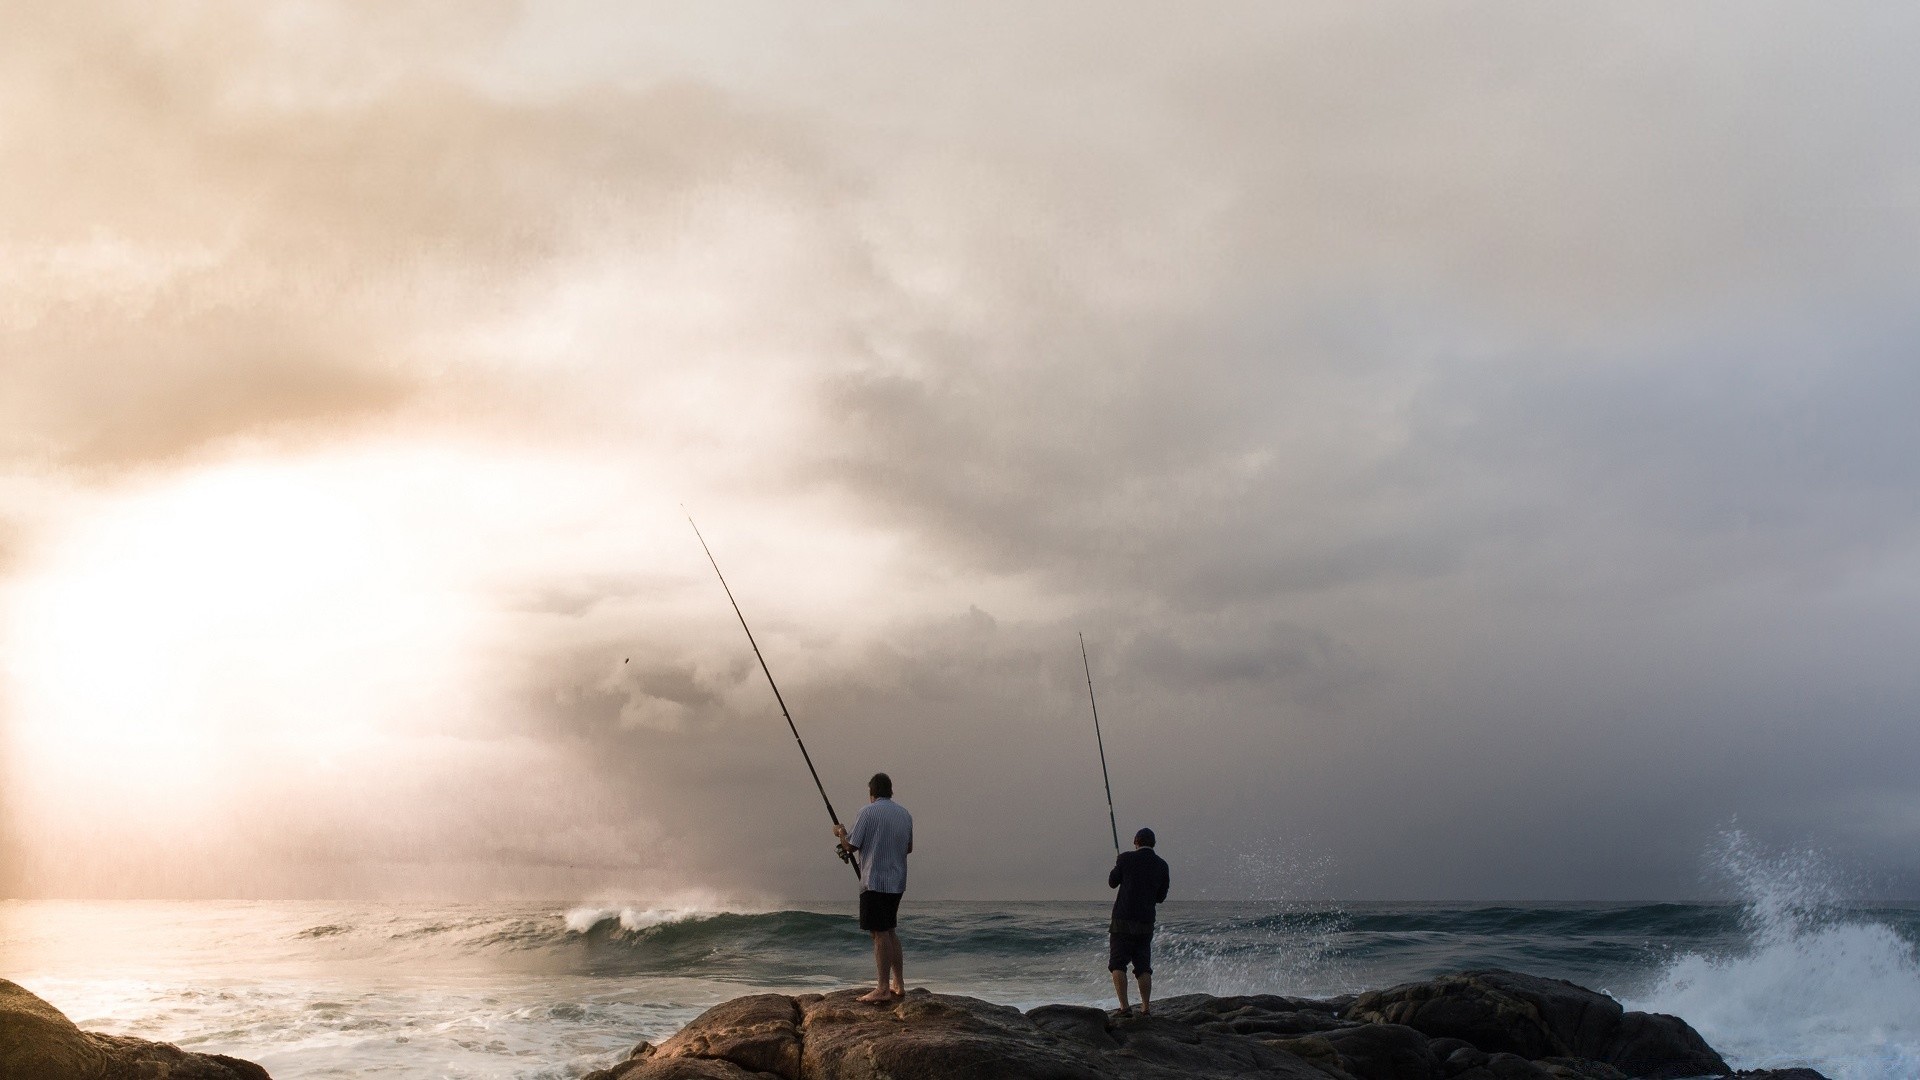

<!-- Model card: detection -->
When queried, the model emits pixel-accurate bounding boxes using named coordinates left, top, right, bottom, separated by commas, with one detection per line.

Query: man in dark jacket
left=1107, top=827, right=1171, bottom=1016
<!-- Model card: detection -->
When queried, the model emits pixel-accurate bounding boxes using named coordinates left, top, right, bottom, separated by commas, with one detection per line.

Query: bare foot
left=856, top=988, right=899, bottom=1004
left=1139, top=1004, right=1151, bottom=1016
left=1115, top=1005, right=1133, bottom=1017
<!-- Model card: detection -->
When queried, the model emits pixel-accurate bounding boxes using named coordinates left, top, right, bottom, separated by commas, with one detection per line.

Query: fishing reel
left=835, top=843, right=857, bottom=867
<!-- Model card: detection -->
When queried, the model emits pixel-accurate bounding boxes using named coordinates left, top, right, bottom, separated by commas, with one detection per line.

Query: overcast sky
left=4, top=2, right=1919, bottom=903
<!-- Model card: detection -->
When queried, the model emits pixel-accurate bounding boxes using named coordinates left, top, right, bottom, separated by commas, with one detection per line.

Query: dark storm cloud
left=791, top=306, right=1920, bottom=898
left=764, top=2, right=1920, bottom=894
left=521, top=3, right=1920, bottom=899
left=1122, top=619, right=1369, bottom=707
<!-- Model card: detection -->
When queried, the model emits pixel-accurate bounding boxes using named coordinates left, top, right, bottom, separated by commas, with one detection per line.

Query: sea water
left=3, top=888, right=1917, bottom=1078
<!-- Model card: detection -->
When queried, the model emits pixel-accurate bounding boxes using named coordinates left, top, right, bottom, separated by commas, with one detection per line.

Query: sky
left=3, top=1, right=1919, bottom=903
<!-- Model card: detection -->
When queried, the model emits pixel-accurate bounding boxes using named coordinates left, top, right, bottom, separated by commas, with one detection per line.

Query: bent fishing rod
left=688, top=514, right=861, bottom=880
left=1080, top=632, right=1121, bottom=855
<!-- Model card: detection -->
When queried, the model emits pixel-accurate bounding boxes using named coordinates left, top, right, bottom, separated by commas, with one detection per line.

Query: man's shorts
left=859, top=889, right=903, bottom=932
left=1108, top=932, right=1152, bottom=975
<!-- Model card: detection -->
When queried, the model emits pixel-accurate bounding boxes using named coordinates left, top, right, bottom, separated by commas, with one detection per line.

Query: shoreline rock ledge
left=584, top=970, right=1829, bottom=1080
left=1, top=978, right=269, bottom=1080
left=0, top=970, right=1832, bottom=1080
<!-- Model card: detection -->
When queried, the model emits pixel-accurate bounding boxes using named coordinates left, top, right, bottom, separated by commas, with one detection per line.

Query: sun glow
left=4, top=456, right=478, bottom=799
left=0, top=434, right=991, bottom=895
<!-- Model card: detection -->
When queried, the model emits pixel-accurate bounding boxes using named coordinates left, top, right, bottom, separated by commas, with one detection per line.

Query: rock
left=1346, top=970, right=1729, bottom=1079
left=1470, top=1051, right=1558, bottom=1079
left=1026, top=1004, right=1120, bottom=1048
left=796, top=989, right=1106, bottom=1080
left=586, top=971, right=1816, bottom=1080
left=1266, top=1023, right=1440, bottom=1080
left=590, top=987, right=1327, bottom=1080
left=5, top=967, right=1837, bottom=1080
left=1, top=978, right=272, bottom=1080
left=1316, top=1023, right=1440, bottom=1080
left=1154, top=993, right=1353, bottom=1038
left=1536, top=1058, right=1628, bottom=1080
left=652, top=993, right=803, bottom=1079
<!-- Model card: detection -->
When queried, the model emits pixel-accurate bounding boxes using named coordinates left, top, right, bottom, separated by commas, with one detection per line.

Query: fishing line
left=688, top=513, right=860, bottom=879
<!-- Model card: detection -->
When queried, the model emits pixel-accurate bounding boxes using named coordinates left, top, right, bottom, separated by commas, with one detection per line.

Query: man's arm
left=1109, top=856, right=1125, bottom=889
left=1155, top=864, right=1170, bottom=905
left=837, top=808, right=870, bottom=853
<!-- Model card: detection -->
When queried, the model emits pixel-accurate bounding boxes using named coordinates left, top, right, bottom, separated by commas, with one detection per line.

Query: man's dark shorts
left=1108, top=932, right=1152, bottom=975
left=859, top=889, right=903, bottom=932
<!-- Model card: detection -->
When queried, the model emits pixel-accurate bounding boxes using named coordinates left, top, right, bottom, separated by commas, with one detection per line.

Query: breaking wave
left=1628, top=831, right=1920, bottom=1080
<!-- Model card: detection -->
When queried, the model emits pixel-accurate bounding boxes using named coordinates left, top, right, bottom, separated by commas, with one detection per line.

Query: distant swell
left=1339, top=903, right=1736, bottom=937
left=277, top=906, right=867, bottom=978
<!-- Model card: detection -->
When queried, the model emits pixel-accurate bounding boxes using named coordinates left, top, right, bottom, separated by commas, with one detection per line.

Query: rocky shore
left=4, top=970, right=1829, bottom=1080
left=1, top=978, right=269, bottom=1080
left=582, top=971, right=1827, bottom=1080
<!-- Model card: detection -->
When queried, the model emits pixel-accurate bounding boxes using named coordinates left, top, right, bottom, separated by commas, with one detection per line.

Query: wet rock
left=0, top=978, right=272, bottom=1080
left=797, top=989, right=1110, bottom=1080
left=1026, top=1004, right=1119, bottom=1049
left=1155, top=993, right=1354, bottom=1039
left=651, top=994, right=802, bottom=1079
left=581, top=969, right=1829, bottom=1080
left=1536, top=1058, right=1628, bottom=1080
left=1317, top=1022, right=1441, bottom=1080
left=1454, top=1051, right=1558, bottom=1079
left=590, top=987, right=1326, bottom=1080
left=1346, top=970, right=1729, bottom=1080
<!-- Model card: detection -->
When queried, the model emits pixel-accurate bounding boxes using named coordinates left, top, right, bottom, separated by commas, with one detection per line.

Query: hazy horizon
left=5, top=2, right=1919, bottom=904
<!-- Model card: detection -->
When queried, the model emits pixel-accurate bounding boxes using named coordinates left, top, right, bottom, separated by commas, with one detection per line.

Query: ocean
left=5, top=886, right=1919, bottom=1080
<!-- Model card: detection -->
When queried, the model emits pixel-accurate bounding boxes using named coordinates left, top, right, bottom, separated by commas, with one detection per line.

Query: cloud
left=0, top=3, right=847, bottom=473
left=5, top=1, right=1920, bottom=900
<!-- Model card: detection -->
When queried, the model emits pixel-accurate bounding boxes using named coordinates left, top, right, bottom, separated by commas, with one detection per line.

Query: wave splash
left=562, top=906, right=718, bottom=936
left=1627, top=831, right=1920, bottom=1080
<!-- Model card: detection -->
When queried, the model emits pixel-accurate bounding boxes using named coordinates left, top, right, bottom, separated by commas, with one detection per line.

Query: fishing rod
left=1080, top=632, right=1121, bottom=855
left=688, top=514, right=860, bottom=880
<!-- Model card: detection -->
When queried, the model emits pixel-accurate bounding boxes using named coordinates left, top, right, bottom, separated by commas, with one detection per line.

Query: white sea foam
left=1627, top=831, right=1920, bottom=1080
left=561, top=906, right=711, bottom=935
left=561, top=889, right=772, bottom=936
left=1159, top=844, right=1355, bottom=997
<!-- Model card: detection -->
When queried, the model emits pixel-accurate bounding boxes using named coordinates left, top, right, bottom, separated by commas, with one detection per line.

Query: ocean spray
left=1627, top=831, right=1920, bottom=1080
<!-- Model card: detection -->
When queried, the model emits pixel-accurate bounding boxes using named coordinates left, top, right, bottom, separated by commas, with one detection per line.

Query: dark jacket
left=1108, top=847, right=1171, bottom=936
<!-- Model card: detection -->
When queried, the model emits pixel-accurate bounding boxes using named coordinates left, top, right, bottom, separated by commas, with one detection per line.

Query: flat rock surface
left=585, top=972, right=1832, bottom=1080
left=1, top=978, right=272, bottom=1080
